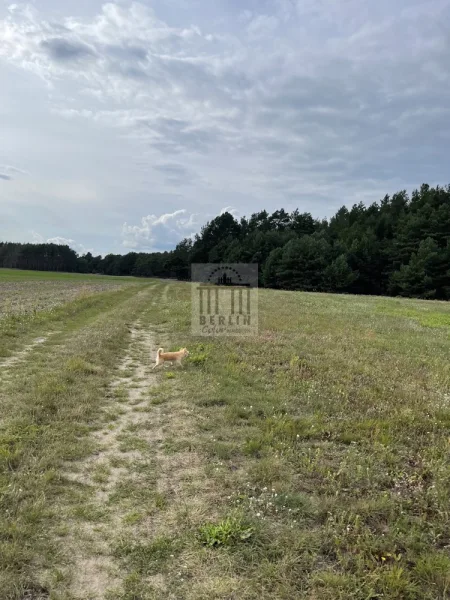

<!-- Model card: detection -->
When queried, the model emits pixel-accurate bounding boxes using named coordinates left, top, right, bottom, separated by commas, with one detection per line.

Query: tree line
left=1, top=183, right=449, bottom=299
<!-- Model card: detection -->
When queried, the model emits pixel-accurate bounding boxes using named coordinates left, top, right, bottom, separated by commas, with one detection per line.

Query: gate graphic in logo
left=191, top=264, right=258, bottom=336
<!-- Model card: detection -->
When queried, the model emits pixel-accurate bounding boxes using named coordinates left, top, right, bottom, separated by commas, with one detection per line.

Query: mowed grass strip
left=0, top=281, right=157, bottom=599
left=126, top=283, right=450, bottom=600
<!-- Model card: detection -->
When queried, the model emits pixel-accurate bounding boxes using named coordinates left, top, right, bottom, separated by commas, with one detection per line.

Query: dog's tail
left=157, top=348, right=164, bottom=356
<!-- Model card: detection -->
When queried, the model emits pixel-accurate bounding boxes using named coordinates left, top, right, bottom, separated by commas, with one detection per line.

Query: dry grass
left=1, top=272, right=450, bottom=600
left=0, top=274, right=156, bottom=599
left=0, top=281, right=126, bottom=318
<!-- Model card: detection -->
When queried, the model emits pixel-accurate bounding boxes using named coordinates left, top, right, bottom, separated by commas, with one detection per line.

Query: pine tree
left=389, top=238, right=440, bottom=298
left=263, top=247, right=283, bottom=288
left=324, top=255, right=358, bottom=292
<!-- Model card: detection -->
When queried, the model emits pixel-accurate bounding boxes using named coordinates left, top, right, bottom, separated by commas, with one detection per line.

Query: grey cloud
left=153, top=163, right=194, bottom=186
left=0, top=174, right=12, bottom=181
left=138, top=117, right=223, bottom=155
left=154, top=163, right=190, bottom=177
left=173, top=127, right=221, bottom=152
left=109, top=63, right=149, bottom=80
left=148, top=130, right=220, bottom=155
left=150, top=118, right=191, bottom=134
left=261, top=71, right=362, bottom=113
left=104, top=44, right=148, bottom=62
left=2, top=0, right=450, bottom=254
left=103, top=43, right=149, bottom=78
left=40, top=37, right=96, bottom=61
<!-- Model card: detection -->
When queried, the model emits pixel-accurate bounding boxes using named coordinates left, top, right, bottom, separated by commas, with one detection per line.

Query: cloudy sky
left=1, top=0, right=449, bottom=255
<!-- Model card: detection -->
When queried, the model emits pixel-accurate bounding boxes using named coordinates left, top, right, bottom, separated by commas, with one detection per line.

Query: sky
left=1, top=0, right=450, bottom=256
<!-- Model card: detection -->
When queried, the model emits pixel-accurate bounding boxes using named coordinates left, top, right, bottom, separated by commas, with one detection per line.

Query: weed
left=199, top=516, right=254, bottom=547
left=189, top=353, right=208, bottom=366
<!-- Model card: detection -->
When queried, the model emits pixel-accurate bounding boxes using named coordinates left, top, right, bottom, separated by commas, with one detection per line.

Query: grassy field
left=0, top=268, right=144, bottom=282
left=1, top=269, right=449, bottom=599
left=0, top=268, right=148, bottom=358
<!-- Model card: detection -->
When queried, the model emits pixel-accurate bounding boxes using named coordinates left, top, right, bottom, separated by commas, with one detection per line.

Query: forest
left=1, top=183, right=449, bottom=299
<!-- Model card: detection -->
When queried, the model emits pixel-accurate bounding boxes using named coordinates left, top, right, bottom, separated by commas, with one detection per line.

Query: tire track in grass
left=0, top=333, right=56, bottom=375
left=0, top=283, right=160, bottom=599
left=62, top=285, right=214, bottom=600
left=63, top=321, right=158, bottom=598
left=64, top=322, right=205, bottom=598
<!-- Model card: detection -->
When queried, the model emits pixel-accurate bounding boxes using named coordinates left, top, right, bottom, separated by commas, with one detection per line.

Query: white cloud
left=0, top=163, right=29, bottom=180
left=31, top=231, right=45, bottom=243
left=121, top=209, right=201, bottom=251
left=47, top=235, right=76, bottom=246
left=30, top=231, right=92, bottom=255
left=221, top=206, right=240, bottom=218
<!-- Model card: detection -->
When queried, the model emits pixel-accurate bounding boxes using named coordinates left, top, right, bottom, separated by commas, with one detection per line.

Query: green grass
left=0, top=267, right=153, bottom=282
left=0, top=279, right=157, bottom=597
left=125, top=285, right=450, bottom=600
left=377, top=302, right=450, bottom=328
left=1, top=275, right=450, bottom=600
left=113, top=536, right=181, bottom=575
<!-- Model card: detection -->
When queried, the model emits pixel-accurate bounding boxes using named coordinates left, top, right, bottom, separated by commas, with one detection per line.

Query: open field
left=1, top=269, right=450, bottom=599
left=0, top=269, right=145, bottom=282
left=0, top=281, right=128, bottom=318
left=0, top=269, right=148, bottom=359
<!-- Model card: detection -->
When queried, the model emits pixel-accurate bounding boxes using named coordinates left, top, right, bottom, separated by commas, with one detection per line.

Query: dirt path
left=63, top=317, right=205, bottom=599
left=0, top=334, right=53, bottom=374
left=161, top=283, right=170, bottom=303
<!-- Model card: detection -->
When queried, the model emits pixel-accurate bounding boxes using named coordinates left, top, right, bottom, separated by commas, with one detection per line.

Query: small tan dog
left=152, top=347, right=189, bottom=369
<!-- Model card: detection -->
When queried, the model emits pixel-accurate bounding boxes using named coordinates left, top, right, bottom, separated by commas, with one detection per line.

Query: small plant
left=189, top=353, right=208, bottom=366
left=209, top=441, right=234, bottom=460
left=243, top=437, right=264, bottom=457
left=289, top=355, right=314, bottom=379
left=66, top=356, right=101, bottom=375
left=165, top=371, right=175, bottom=379
left=199, top=516, right=254, bottom=547
left=188, top=343, right=211, bottom=366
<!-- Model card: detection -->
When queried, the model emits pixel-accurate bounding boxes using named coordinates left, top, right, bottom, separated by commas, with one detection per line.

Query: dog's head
left=182, top=348, right=190, bottom=357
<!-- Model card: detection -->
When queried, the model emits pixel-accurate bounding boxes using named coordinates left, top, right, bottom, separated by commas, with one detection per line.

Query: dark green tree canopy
left=1, top=183, right=449, bottom=299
